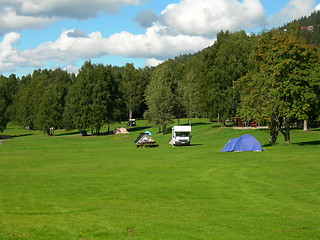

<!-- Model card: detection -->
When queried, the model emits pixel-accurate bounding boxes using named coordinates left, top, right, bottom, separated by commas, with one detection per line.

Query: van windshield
left=176, top=132, right=190, bottom=137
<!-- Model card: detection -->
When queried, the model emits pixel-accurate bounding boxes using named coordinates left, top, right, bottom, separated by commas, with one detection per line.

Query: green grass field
left=0, top=120, right=320, bottom=240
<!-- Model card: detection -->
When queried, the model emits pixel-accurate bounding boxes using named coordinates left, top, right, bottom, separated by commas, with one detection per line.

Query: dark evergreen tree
left=64, top=61, right=121, bottom=134
left=33, top=69, right=71, bottom=135
left=0, top=74, right=18, bottom=131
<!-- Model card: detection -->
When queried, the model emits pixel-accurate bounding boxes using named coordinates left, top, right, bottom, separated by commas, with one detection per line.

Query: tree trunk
left=269, top=128, right=278, bottom=145
left=280, top=117, right=290, bottom=144
left=161, top=124, right=167, bottom=135
left=303, top=119, right=308, bottom=131
left=129, top=110, right=133, bottom=120
left=283, top=128, right=290, bottom=144
left=269, top=118, right=280, bottom=145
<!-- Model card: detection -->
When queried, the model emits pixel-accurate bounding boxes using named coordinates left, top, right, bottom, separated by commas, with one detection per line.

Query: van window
left=176, top=132, right=189, bottom=137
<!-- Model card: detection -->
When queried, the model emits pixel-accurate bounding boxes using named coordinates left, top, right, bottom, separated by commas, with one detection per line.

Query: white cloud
left=104, top=24, right=214, bottom=59
left=0, top=7, right=52, bottom=35
left=160, top=0, right=265, bottom=37
left=3, top=0, right=141, bottom=17
left=270, top=0, right=316, bottom=26
left=0, top=32, right=29, bottom=72
left=145, top=58, right=164, bottom=67
left=0, top=0, right=142, bottom=35
left=0, top=28, right=214, bottom=73
left=316, top=4, right=320, bottom=11
left=63, top=65, right=79, bottom=75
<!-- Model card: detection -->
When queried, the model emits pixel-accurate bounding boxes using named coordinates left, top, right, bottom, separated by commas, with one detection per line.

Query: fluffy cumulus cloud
left=0, top=27, right=214, bottom=72
left=144, top=58, right=164, bottom=67
left=0, top=32, right=43, bottom=72
left=160, top=0, right=266, bottom=37
left=2, top=0, right=141, bottom=18
left=0, top=7, right=52, bottom=35
left=0, top=0, right=141, bottom=35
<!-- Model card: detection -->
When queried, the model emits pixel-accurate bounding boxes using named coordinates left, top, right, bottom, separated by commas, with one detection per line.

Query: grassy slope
left=0, top=120, right=319, bottom=240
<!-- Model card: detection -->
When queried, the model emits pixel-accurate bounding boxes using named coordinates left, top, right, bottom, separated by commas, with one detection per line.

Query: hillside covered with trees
left=1, top=12, right=320, bottom=144
left=282, top=10, right=320, bottom=46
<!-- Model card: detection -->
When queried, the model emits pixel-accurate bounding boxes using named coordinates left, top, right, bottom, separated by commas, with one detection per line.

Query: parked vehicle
left=170, top=125, right=191, bottom=146
left=126, top=119, right=136, bottom=126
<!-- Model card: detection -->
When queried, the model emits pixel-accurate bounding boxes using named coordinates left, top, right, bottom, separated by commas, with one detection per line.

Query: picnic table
left=136, top=141, right=159, bottom=148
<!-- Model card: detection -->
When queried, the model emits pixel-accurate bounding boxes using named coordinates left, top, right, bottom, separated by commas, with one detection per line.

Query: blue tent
left=220, top=134, right=262, bottom=152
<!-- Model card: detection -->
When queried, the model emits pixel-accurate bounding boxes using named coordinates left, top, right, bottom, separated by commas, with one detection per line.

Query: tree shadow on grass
left=309, top=128, right=320, bottom=131
left=189, top=143, right=204, bottom=147
left=127, top=126, right=152, bottom=133
left=171, top=144, right=203, bottom=147
left=0, top=133, right=34, bottom=139
left=56, top=131, right=80, bottom=136
left=293, top=141, right=320, bottom=146
left=0, top=135, right=11, bottom=139
left=262, top=143, right=278, bottom=148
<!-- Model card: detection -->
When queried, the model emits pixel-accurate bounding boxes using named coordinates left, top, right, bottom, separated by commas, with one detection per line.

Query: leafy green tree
left=12, top=69, right=71, bottom=135
left=200, top=31, right=254, bottom=122
left=178, top=56, right=204, bottom=123
left=120, top=63, right=142, bottom=120
left=144, top=64, right=175, bottom=134
left=134, top=67, right=151, bottom=118
left=0, top=98, right=6, bottom=132
left=0, top=74, right=19, bottom=131
left=65, top=61, right=98, bottom=133
left=13, top=74, right=37, bottom=129
left=64, top=62, right=121, bottom=134
left=33, top=69, right=71, bottom=135
left=156, top=59, right=184, bottom=121
left=237, top=32, right=320, bottom=144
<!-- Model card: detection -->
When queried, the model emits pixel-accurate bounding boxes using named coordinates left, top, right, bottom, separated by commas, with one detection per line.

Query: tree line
left=1, top=29, right=320, bottom=144
left=0, top=63, right=150, bottom=135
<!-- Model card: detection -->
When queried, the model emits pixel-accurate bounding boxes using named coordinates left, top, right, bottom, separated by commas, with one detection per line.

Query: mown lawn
left=0, top=120, right=319, bottom=240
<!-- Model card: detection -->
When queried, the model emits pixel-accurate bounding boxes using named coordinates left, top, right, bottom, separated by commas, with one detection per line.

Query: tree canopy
left=144, top=63, right=175, bottom=134
left=237, top=32, right=320, bottom=144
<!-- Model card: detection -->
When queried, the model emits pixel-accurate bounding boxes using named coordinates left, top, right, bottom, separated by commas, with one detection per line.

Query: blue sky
left=1, top=0, right=320, bottom=77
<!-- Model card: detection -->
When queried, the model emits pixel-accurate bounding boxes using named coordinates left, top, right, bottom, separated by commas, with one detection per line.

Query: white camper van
left=171, top=125, right=191, bottom=146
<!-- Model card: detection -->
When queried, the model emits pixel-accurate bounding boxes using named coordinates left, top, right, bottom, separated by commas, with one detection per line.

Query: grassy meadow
left=0, top=120, right=319, bottom=240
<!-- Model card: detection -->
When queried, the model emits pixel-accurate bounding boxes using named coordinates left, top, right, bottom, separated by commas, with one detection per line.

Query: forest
left=1, top=12, right=320, bottom=144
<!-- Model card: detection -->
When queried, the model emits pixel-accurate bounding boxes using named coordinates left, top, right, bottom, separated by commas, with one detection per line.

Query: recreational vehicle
left=171, top=125, right=191, bottom=146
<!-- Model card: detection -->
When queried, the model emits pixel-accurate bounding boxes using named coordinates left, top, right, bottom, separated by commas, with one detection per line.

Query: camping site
left=0, top=119, right=319, bottom=240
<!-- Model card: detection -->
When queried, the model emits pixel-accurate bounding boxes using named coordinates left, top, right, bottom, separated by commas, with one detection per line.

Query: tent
left=113, top=127, right=129, bottom=134
left=220, top=134, right=262, bottom=152
left=134, top=133, right=155, bottom=144
left=134, top=133, right=159, bottom=147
